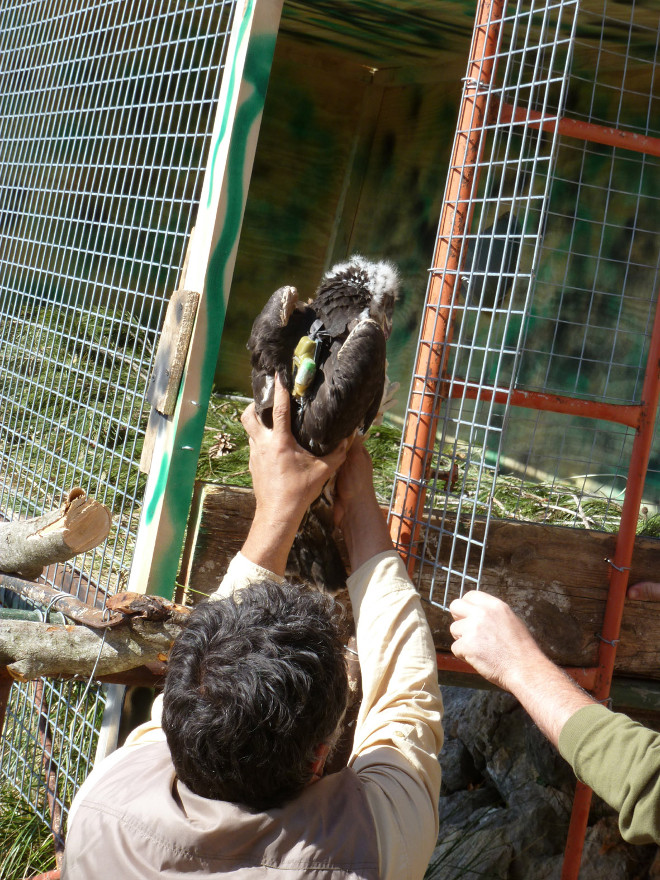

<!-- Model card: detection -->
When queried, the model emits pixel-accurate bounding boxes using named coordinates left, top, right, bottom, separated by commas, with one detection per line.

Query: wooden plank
left=145, top=289, right=200, bottom=419
left=127, top=0, right=285, bottom=597
left=341, top=77, right=462, bottom=397
left=215, top=32, right=371, bottom=394
left=140, top=288, right=200, bottom=474
left=218, top=52, right=464, bottom=408
left=178, top=482, right=660, bottom=680
left=280, top=0, right=472, bottom=72
left=325, top=80, right=385, bottom=266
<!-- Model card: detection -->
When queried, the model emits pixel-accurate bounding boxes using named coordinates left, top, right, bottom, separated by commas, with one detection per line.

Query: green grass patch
left=196, top=394, right=651, bottom=534
left=0, top=785, right=56, bottom=880
left=195, top=393, right=401, bottom=506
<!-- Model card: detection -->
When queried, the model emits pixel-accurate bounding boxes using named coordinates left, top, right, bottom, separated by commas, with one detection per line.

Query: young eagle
left=248, top=255, right=399, bottom=589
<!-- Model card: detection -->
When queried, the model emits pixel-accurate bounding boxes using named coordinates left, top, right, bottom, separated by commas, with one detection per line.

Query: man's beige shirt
left=68, top=550, right=443, bottom=880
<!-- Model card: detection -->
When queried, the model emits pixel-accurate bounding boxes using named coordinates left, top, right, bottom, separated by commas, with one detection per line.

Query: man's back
left=64, top=740, right=380, bottom=879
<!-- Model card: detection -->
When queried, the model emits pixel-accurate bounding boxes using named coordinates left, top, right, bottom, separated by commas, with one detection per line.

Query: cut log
left=178, top=482, right=660, bottom=681
left=0, top=488, right=112, bottom=579
left=0, top=617, right=182, bottom=682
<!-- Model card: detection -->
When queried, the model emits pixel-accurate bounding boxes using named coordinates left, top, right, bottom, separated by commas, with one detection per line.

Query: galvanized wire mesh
left=0, top=0, right=238, bottom=833
left=392, top=0, right=660, bottom=608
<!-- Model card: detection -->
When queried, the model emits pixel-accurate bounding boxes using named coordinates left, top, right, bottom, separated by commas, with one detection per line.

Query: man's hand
left=240, top=375, right=347, bottom=575
left=449, top=590, right=595, bottom=746
left=333, top=437, right=393, bottom=571
left=449, top=591, right=542, bottom=692
left=242, top=375, right=347, bottom=521
left=628, top=581, right=660, bottom=601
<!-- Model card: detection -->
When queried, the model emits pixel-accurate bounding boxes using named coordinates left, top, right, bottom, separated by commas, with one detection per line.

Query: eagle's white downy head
left=323, top=254, right=399, bottom=338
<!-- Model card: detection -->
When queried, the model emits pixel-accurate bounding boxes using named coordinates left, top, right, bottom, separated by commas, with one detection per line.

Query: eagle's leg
left=288, top=499, right=347, bottom=594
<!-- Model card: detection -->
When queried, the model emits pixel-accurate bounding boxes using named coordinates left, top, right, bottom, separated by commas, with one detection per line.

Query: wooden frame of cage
left=127, top=0, right=284, bottom=598
left=388, top=0, right=660, bottom=877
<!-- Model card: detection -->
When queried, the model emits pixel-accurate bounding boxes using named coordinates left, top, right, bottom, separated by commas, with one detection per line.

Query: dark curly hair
left=162, top=580, right=348, bottom=810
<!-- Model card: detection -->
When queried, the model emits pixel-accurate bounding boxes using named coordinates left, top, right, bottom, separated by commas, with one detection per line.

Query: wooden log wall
left=178, top=482, right=660, bottom=682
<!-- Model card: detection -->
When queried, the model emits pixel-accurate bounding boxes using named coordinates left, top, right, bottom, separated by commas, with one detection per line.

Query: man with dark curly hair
left=162, top=580, right=350, bottom=810
left=63, top=377, right=444, bottom=879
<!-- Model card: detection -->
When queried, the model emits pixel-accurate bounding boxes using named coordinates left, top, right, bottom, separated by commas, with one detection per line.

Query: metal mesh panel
left=392, top=0, right=659, bottom=609
left=0, top=0, right=238, bottom=831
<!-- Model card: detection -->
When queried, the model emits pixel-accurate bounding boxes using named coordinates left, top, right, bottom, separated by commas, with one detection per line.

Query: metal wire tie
left=38, top=590, right=71, bottom=623
left=604, top=558, right=629, bottom=572
left=596, top=633, right=620, bottom=647
left=461, top=75, right=489, bottom=94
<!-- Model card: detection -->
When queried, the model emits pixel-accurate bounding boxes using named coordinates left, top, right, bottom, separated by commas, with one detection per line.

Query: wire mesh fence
left=0, top=0, right=239, bottom=835
left=391, top=0, right=660, bottom=609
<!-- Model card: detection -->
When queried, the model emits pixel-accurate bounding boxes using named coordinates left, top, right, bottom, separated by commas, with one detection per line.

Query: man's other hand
left=628, top=581, right=660, bottom=601
left=449, top=590, right=596, bottom=745
left=449, top=591, right=542, bottom=693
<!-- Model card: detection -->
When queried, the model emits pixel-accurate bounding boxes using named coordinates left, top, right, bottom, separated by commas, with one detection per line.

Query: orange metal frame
left=389, top=0, right=506, bottom=574
left=500, top=102, right=660, bottom=159
left=389, top=1, right=660, bottom=877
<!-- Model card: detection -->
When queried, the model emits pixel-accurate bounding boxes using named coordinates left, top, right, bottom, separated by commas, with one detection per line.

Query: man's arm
left=209, top=374, right=347, bottom=599
left=449, top=590, right=660, bottom=844
left=73, top=379, right=346, bottom=802
left=335, top=440, right=443, bottom=880
left=449, top=590, right=594, bottom=746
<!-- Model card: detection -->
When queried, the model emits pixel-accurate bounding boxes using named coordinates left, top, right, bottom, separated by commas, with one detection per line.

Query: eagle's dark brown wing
left=294, top=318, right=387, bottom=456
left=248, top=285, right=314, bottom=425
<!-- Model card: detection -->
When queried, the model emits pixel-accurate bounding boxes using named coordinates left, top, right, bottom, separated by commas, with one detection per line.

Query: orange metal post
left=389, top=0, right=505, bottom=571
left=437, top=652, right=598, bottom=691
left=560, top=288, right=660, bottom=880
left=390, top=9, right=660, bottom=878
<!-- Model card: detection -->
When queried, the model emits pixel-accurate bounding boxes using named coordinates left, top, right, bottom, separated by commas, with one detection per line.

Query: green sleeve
left=558, top=703, right=660, bottom=844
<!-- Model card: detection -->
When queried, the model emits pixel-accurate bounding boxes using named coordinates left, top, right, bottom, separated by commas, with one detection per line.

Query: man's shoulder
left=66, top=759, right=381, bottom=879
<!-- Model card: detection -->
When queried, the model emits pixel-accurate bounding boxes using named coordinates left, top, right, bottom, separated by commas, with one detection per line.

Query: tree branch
left=0, top=488, right=112, bottom=579
left=0, top=617, right=184, bottom=682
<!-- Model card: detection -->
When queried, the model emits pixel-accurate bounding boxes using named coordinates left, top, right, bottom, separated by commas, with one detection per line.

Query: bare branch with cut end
left=0, top=489, right=112, bottom=579
left=0, top=618, right=183, bottom=682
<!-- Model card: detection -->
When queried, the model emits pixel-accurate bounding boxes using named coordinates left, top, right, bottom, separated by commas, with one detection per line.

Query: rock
left=567, top=817, right=656, bottom=880
left=428, top=816, right=513, bottom=879
left=648, top=847, right=660, bottom=878
left=440, top=736, right=482, bottom=793
left=433, top=688, right=659, bottom=879
left=438, top=785, right=502, bottom=828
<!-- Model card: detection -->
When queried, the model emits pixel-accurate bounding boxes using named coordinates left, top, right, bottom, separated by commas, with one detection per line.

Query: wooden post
left=128, top=0, right=285, bottom=598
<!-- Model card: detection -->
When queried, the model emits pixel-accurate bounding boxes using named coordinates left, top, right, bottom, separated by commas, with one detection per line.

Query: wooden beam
left=178, top=482, right=660, bottom=681
left=128, top=0, right=285, bottom=599
left=0, top=617, right=182, bottom=682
